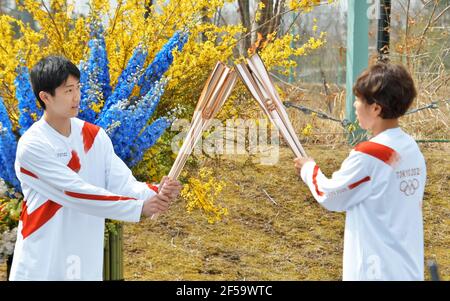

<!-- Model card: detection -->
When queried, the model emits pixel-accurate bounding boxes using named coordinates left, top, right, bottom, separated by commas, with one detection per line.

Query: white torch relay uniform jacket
left=10, top=117, right=158, bottom=281
left=301, top=128, right=426, bottom=281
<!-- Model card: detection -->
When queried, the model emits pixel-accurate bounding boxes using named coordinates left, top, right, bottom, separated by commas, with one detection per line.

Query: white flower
left=0, top=227, right=17, bottom=260
left=0, top=122, right=5, bottom=133
left=0, top=178, right=7, bottom=197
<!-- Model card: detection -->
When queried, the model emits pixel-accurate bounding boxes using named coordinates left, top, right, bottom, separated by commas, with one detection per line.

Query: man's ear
left=38, top=91, right=51, bottom=107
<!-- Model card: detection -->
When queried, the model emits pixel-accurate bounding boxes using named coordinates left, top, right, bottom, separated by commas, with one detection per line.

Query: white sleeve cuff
left=300, top=161, right=316, bottom=184
left=131, top=199, right=145, bottom=222
left=144, top=185, right=157, bottom=200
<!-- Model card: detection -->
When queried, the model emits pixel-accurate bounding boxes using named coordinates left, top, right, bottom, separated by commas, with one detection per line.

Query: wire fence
left=284, top=99, right=450, bottom=143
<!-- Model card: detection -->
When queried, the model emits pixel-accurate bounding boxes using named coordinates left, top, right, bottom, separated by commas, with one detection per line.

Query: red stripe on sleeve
left=348, top=176, right=371, bottom=190
left=20, top=200, right=62, bottom=239
left=147, top=183, right=159, bottom=193
left=312, top=165, right=325, bottom=197
left=64, top=191, right=137, bottom=201
left=354, top=141, right=399, bottom=166
left=20, top=167, right=38, bottom=179
left=82, top=122, right=101, bottom=153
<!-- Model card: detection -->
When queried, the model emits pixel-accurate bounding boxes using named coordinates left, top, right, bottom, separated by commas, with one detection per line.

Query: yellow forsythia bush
left=0, top=0, right=328, bottom=222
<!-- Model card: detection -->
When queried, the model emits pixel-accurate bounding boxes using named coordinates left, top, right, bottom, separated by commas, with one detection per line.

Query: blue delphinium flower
left=1, top=28, right=189, bottom=193
left=112, top=79, right=167, bottom=160
left=139, top=31, right=189, bottom=96
left=78, top=60, right=98, bottom=123
left=127, top=117, right=171, bottom=167
left=14, top=65, right=43, bottom=135
left=89, top=19, right=112, bottom=100
left=98, top=31, right=189, bottom=163
left=94, top=31, right=188, bottom=165
left=0, top=96, right=20, bottom=190
left=78, top=25, right=112, bottom=123
left=101, top=44, right=148, bottom=113
left=95, top=99, right=129, bottom=137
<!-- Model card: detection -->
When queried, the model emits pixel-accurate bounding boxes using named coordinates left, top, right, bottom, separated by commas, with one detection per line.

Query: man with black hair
left=294, top=61, right=426, bottom=280
left=10, top=55, right=182, bottom=280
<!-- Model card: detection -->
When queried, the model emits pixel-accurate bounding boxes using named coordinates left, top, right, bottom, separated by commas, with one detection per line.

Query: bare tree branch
left=40, top=0, right=68, bottom=56
left=414, top=0, right=439, bottom=56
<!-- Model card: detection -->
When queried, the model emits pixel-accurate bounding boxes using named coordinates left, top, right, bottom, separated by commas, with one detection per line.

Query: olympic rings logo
left=400, top=178, right=419, bottom=196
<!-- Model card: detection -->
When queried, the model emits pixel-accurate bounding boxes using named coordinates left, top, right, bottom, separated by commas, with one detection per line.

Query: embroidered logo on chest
left=56, top=152, right=69, bottom=158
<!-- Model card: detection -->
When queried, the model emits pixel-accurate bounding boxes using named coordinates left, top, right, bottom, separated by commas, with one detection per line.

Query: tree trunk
left=144, top=0, right=154, bottom=19
left=274, top=0, right=286, bottom=38
left=258, top=0, right=271, bottom=38
left=237, top=0, right=252, bottom=54
left=201, top=8, right=211, bottom=42
left=256, top=0, right=286, bottom=50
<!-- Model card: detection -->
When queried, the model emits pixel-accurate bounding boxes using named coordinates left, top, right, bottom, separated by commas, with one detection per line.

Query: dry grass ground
left=0, top=144, right=448, bottom=281
left=0, top=262, right=4, bottom=280
left=1, top=84, right=448, bottom=281
left=121, top=143, right=449, bottom=281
